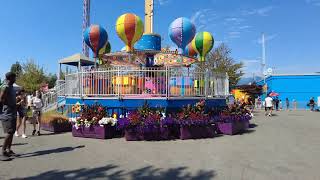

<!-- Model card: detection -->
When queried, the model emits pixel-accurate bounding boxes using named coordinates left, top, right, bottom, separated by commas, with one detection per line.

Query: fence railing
left=64, top=67, right=229, bottom=99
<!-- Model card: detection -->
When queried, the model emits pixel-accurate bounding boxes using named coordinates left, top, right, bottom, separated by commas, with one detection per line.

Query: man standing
left=0, top=72, right=18, bottom=161
left=265, top=95, right=273, bottom=116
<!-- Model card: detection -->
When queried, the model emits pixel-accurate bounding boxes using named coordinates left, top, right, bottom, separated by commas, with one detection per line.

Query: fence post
left=166, top=66, right=169, bottom=99
left=204, top=68, right=208, bottom=98
left=117, top=66, right=121, bottom=99
left=225, top=72, right=229, bottom=96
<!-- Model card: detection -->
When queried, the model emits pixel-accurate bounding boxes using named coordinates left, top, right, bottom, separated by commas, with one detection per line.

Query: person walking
left=15, top=89, right=28, bottom=138
left=265, top=95, right=274, bottom=116
left=309, top=97, right=315, bottom=111
left=32, top=90, right=43, bottom=136
left=293, top=99, right=297, bottom=110
left=286, top=98, right=290, bottom=111
left=0, top=72, right=18, bottom=161
left=275, top=97, right=280, bottom=111
left=279, top=100, right=283, bottom=111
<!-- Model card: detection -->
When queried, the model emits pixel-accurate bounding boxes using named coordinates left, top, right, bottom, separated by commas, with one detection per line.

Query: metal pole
left=262, top=33, right=266, bottom=83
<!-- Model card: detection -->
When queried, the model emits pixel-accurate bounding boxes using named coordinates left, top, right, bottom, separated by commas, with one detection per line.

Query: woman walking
left=32, top=91, right=43, bottom=136
left=15, top=89, right=28, bottom=138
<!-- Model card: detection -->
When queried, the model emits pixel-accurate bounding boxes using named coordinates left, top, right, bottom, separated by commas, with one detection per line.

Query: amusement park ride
left=55, top=0, right=229, bottom=115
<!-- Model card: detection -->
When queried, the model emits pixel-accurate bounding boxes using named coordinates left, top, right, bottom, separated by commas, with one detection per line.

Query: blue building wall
left=258, top=74, right=320, bottom=109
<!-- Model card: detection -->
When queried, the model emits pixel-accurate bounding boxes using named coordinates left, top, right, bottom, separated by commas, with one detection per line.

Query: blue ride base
left=65, top=97, right=226, bottom=117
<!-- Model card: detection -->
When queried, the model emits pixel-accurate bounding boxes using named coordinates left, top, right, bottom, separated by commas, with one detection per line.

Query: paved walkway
left=1, top=110, right=320, bottom=180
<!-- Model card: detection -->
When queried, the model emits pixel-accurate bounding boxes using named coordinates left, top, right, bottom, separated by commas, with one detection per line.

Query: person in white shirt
left=32, top=91, right=43, bottom=136
left=265, top=95, right=274, bottom=116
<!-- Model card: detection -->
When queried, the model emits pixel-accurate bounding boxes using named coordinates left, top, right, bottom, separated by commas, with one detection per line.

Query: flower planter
left=41, top=123, right=72, bottom=133
left=141, top=126, right=161, bottom=141
left=180, top=124, right=216, bottom=140
left=217, top=121, right=247, bottom=135
left=124, top=128, right=143, bottom=141
left=72, top=125, right=115, bottom=139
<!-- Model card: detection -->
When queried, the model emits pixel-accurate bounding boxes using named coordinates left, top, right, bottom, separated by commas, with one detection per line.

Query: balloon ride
left=84, top=24, right=108, bottom=58
left=98, top=41, right=111, bottom=56
left=59, top=0, right=228, bottom=119
left=184, top=42, right=197, bottom=57
left=115, top=13, right=144, bottom=52
left=168, top=17, right=196, bottom=53
left=192, top=31, right=214, bottom=62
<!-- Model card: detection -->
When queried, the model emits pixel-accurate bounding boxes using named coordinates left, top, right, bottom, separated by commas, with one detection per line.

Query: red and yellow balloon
left=115, top=13, right=144, bottom=52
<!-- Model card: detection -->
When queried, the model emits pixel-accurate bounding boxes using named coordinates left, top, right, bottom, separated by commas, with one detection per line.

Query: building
left=257, top=74, right=320, bottom=109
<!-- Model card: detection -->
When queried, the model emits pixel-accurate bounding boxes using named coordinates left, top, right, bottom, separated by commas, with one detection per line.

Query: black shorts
left=17, top=107, right=26, bottom=118
left=266, top=107, right=272, bottom=110
left=1, top=118, right=17, bottom=135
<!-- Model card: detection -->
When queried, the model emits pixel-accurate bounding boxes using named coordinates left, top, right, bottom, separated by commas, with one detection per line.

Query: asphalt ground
left=1, top=110, right=320, bottom=180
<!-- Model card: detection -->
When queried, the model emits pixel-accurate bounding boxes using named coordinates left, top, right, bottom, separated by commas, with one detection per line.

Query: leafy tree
left=16, top=60, right=46, bottom=93
left=46, top=73, right=57, bottom=89
left=206, top=43, right=244, bottom=88
left=10, top=61, right=23, bottom=77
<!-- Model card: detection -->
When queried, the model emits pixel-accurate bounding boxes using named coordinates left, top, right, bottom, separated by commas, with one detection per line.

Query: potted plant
left=70, top=104, right=117, bottom=139
left=216, top=107, right=252, bottom=135
left=177, top=100, right=216, bottom=140
left=41, top=112, right=71, bottom=133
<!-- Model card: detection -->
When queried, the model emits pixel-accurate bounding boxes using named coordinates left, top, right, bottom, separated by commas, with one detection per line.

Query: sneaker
left=0, top=152, right=12, bottom=161
left=14, top=131, right=20, bottom=137
left=7, top=150, right=20, bottom=157
left=21, top=134, right=28, bottom=138
left=32, top=130, right=36, bottom=136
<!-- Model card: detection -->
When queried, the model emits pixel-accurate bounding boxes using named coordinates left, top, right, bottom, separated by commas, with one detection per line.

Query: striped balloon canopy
left=192, top=32, right=214, bottom=62
left=84, top=25, right=108, bottom=58
left=168, top=17, right=196, bottom=53
left=98, top=41, right=111, bottom=56
left=184, top=42, right=197, bottom=57
left=115, top=13, right=144, bottom=52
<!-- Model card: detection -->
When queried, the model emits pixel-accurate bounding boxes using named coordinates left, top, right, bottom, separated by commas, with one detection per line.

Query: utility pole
left=261, top=33, right=266, bottom=83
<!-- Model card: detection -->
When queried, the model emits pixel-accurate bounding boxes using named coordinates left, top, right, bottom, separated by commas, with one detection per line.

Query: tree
left=206, top=43, right=244, bottom=88
left=10, top=61, right=23, bottom=77
left=46, top=73, right=57, bottom=89
left=16, top=60, right=46, bottom=93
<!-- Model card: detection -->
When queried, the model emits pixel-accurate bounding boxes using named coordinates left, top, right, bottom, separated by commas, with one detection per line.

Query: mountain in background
left=237, top=76, right=263, bottom=85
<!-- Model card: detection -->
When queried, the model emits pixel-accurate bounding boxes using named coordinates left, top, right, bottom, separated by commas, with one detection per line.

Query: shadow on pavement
left=249, top=123, right=258, bottom=128
left=19, top=145, right=85, bottom=158
left=12, top=164, right=216, bottom=180
left=0, top=143, right=28, bottom=148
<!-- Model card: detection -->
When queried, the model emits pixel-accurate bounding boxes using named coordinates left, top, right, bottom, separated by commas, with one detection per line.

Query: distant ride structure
left=49, top=0, right=229, bottom=116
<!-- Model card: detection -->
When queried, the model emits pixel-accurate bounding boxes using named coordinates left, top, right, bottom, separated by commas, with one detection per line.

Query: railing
left=64, top=67, right=229, bottom=99
left=42, top=80, right=66, bottom=112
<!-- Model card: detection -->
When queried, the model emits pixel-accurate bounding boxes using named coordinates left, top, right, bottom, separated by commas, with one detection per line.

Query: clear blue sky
left=0, top=0, right=319, bottom=79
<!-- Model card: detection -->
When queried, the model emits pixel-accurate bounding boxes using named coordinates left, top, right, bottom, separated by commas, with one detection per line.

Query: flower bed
left=216, top=113, right=252, bottom=135
left=176, top=100, right=217, bottom=140
left=41, top=113, right=71, bottom=133
left=69, top=104, right=117, bottom=139
left=72, top=124, right=115, bottom=139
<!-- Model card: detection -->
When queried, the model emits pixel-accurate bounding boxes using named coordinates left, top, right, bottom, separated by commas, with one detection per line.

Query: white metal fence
left=64, top=67, right=229, bottom=99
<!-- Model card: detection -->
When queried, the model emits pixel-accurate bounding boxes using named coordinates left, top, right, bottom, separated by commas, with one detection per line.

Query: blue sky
left=0, top=0, right=319, bottom=79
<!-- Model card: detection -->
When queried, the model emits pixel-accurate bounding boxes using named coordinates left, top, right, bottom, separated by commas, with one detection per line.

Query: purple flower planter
left=72, top=125, right=115, bottom=139
left=217, top=121, right=248, bottom=135
left=125, top=128, right=143, bottom=141
left=41, top=123, right=72, bottom=133
left=142, top=126, right=161, bottom=141
left=180, top=125, right=216, bottom=140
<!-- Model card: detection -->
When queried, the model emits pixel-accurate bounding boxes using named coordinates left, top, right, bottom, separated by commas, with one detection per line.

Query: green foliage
left=16, top=60, right=47, bottom=93
left=46, top=73, right=57, bottom=89
left=10, top=61, right=23, bottom=77
left=206, top=43, right=244, bottom=88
